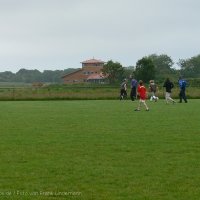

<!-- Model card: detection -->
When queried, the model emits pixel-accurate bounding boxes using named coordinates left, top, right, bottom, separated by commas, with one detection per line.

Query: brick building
left=62, top=58, right=106, bottom=84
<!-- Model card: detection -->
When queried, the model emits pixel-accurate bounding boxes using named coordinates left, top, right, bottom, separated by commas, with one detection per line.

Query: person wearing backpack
left=178, top=76, right=188, bottom=103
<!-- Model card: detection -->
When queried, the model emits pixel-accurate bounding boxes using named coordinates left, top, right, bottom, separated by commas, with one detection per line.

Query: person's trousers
left=179, top=89, right=187, bottom=103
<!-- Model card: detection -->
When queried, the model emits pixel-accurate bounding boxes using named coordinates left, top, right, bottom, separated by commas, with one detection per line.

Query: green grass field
left=0, top=100, right=200, bottom=200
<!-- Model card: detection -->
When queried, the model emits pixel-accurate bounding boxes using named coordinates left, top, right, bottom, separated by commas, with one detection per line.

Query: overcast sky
left=0, top=0, right=200, bottom=72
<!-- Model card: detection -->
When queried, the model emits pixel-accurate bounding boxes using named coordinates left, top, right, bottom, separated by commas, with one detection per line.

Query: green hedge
left=0, top=84, right=199, bottom=100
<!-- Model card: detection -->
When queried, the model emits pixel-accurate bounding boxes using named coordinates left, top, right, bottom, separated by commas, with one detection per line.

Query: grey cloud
left=0, top=0, right=200, bottom=72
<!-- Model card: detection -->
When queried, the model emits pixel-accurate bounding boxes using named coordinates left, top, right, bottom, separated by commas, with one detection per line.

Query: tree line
left=0, top=54, right=200, bottom=84
left=0, top=68, right=77, bottom=83
left=103, top=54, right=200, bottom=84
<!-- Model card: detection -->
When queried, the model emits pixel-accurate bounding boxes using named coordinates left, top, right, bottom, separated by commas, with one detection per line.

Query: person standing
left=178, top=76, right=188, bottom=103
left=135, top=80, right=149, bottom=111
left=163, top=78, right=176, bottom=104
left=120, top=79, right=127, bottom=100
left=130, top=75, right=138, bottom=101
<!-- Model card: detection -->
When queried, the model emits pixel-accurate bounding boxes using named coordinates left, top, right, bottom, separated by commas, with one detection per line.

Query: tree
left=178, top=54, right=200, bottom=78
left=42, top=70, right=64, bottom=83
left=123, top=66, right=135, bottom=79
left=0, top=68, right=78, bottom=83
left=15, top=69, right=42, bottom=83
left=147, top=54, right=176, bottom=81
left=135, top=57, right=155, bottom=83
left=102, top=60, right=125, bottom=84
left=0, top=71, right=15, bottom=82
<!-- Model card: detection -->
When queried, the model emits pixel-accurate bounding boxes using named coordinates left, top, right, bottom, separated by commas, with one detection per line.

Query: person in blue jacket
left=130, top=75, right=138, bottom=101
left=178, top=76, right=188, bottom=103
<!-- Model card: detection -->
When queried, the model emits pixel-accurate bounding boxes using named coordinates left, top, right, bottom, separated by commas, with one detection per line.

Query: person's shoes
left=134, top=109, right=140, bottom=111
left=173, top=101, right=176, bottom=104
left=146, top=109, right=149, bottom=111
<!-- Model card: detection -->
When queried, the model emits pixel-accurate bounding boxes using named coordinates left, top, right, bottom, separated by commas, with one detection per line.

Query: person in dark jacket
left=163, top=78, right=176, bottom=104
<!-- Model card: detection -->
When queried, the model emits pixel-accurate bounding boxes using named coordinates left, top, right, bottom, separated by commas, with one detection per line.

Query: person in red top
left=135, top=80, right=149, bottom=111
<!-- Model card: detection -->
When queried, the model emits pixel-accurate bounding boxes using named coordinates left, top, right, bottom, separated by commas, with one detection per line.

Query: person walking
left=149, top=80, right=159, bottom=102
left=120, top=79, right=127, bottom=100
left=135, top=80, right=149, bottom=111
left=163, top=78, right=176, bottom=104
left=178, top=76, right=188, bottom=103
left=130, top=75, right=138, bottom=101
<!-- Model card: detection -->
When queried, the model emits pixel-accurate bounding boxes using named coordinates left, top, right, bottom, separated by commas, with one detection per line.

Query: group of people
left=120, top=76, right=188, bottom=111
left=163, top=76, right=188, bottom=104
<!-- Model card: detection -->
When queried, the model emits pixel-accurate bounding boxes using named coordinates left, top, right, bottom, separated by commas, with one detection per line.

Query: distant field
left=0, top=100, right=200, bottom=199
left=0, top=84, right=199, bottom=100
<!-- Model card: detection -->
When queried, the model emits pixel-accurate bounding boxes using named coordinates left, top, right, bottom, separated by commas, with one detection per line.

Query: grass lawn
left=0, top=100, right=200, bottom=200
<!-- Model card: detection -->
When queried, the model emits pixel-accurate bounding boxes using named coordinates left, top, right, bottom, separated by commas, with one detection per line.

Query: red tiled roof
left=87, top=73, right=105, bottom=80
left=62, top=69, right=82, bottom=78
left=81, top=58, right=105, bottom=64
